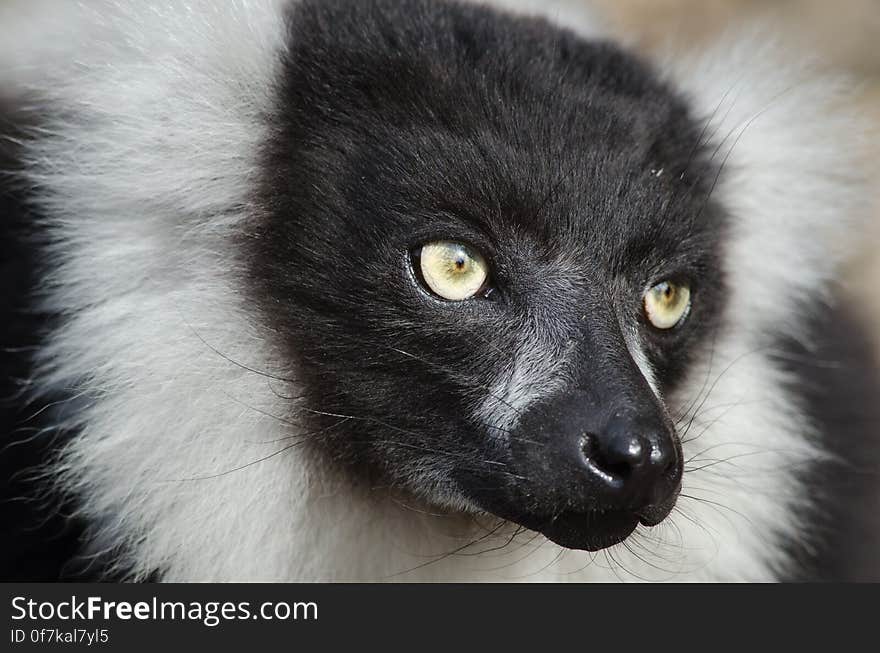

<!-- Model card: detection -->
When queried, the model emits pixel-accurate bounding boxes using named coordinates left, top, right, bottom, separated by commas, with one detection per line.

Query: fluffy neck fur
left=2, top=0, right=870, bottom=581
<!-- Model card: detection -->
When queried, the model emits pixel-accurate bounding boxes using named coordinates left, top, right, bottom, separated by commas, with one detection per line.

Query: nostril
left=600, top=459, right=634, bottom=481
left=580, top=433, right=597, bottom=459
left=660, top=444, right=684, bottom=488
left=580, top=433, right=640, bottom=481
left=647, top=436, right=680, bottom=479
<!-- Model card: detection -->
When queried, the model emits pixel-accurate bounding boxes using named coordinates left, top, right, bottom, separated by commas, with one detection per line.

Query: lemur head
left=250, top=0, right=726, bottom=551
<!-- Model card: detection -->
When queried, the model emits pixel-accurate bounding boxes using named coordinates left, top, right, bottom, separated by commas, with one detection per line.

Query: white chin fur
left=4, top=1, right=872, bottom=580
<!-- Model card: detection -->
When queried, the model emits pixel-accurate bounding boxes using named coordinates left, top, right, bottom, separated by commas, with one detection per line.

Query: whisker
left=386, top=520, right=508, bottom=578
left=160, top=440, right=307, bottom=482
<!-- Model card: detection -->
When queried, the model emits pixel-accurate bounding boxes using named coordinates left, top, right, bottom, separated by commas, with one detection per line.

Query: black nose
left=579, top=416, right=680, bottom=516
left=512, top=392, right=682, bottom=521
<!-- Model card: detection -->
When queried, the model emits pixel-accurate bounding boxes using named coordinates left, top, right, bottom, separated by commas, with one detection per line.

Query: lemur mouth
left=538, top=511, right=639, bottom=551
left=535, top=502, right=676, bottom=552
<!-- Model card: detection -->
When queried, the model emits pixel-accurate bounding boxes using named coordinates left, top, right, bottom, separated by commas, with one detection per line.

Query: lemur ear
left=657, top=28, right=875, bottom=332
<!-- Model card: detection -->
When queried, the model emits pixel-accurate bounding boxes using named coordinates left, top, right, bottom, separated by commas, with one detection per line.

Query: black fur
left=250, top=0, right=728, bottom=549
left=774, top=299, right=880, bottom=581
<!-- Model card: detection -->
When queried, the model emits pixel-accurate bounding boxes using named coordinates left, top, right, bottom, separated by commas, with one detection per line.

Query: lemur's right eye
left=416, top=241, right=489, bottom=301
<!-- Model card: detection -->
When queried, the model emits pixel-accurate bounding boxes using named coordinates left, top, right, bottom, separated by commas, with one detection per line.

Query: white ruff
left=1, top=1, right=871, bottom=581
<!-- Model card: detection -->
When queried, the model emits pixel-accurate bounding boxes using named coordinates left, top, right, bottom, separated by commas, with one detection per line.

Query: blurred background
left=595, top=0, right=880, bottom=357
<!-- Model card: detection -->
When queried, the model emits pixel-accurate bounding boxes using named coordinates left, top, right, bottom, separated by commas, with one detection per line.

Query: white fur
left=624, top=330, right=659, bottom=397
left=475, top=0, right=605, bottom=39
left=1, top=1, right=871, bottom=581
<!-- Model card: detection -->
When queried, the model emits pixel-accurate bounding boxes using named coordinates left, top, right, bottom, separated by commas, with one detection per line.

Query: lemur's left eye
left=417, top=241, right=489, bottom=301
left=644, top=281, right=691, bottom=329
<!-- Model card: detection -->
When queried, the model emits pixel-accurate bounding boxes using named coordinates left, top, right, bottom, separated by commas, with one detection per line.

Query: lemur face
left=250, top=0, right=727, bottom=551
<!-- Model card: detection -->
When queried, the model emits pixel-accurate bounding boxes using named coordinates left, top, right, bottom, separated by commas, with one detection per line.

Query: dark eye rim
left=409, top=241, right=497, bottom=302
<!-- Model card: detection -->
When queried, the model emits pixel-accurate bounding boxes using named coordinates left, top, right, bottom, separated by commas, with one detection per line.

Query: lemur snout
left=494, top=386, right=683, bottom=552
left=521, top=392, right=681, bottom=517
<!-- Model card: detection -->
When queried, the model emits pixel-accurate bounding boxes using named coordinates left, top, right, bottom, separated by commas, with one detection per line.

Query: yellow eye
left=418, top=241, right=489, bottom=301
left=644, top=281, right=691, bottom=329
